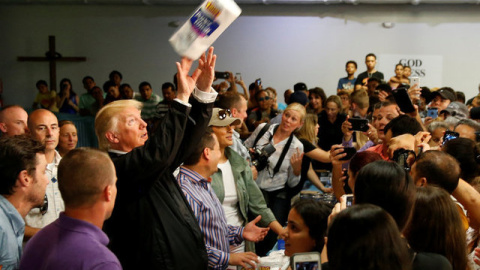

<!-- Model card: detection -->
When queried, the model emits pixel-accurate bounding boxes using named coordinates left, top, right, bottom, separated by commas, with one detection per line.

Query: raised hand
left=341, top=116, right=353, bottom=141
left=176, top=57, right=202, bottom=103
left=290, top=148, right=303, bottom=176
left=196, top=47, right=217, bottom=92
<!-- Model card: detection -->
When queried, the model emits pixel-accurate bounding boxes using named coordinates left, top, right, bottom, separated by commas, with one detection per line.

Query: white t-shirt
left=217, top=160, right=245, bottom=257
left=217, top=160, right=243, bottom=227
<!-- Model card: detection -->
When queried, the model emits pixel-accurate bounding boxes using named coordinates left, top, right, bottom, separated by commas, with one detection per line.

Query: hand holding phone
left=393, top=87, right=416, bottom=113
left=338, top=147, right=357, bottom=161
left=215, top=71, right=230, bottom=79
left=411, top=76, right=420, bottom=87
left=442, top=131, right=459, bottom=145
left=344, top=194, right=354, bottom=207
left=348, top=118, right=369, bottom=132
left=291, top=252, right=321, bottom=270
left=427, top=108, right=438, bottom=119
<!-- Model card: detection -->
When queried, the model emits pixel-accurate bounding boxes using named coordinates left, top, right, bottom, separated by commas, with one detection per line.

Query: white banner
left=378, top=54, right=443, bottom=88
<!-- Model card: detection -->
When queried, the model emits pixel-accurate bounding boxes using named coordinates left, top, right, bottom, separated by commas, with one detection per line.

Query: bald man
left=24, top=109, right=64, bottom=241
left=0, top=105, right=28, bottom=137
left=20, top=148, right=121, bottom=269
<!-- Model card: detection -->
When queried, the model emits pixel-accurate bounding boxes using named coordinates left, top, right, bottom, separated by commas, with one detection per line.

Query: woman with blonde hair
left=57, top=120, right=78, bottom=157
left=294, top=113, right=332, bottom=196
left=244, top=102, right=305, bottom=254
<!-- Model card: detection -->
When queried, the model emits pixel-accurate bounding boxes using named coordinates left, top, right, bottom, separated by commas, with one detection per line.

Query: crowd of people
left=2, top=49, right=480, bottom=270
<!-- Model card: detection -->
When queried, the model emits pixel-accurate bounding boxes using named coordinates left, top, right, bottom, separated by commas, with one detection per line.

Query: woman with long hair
left=57, top=78, right=79, bottom=114
left=404, top=186, right=467, bottom=270
left=294, top=113, right=332, bottom=195
left=244, top=102, right=305, bottom=254
left=284, top=199, right=331, bottom=256
left=327, top=204, right=411, bottom=270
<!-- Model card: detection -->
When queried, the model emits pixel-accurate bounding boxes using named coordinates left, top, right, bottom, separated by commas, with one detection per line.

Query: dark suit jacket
left=104, top=98, right=212, bottom=270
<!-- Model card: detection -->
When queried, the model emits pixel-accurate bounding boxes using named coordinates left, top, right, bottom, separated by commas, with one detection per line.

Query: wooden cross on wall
left=18, top=36, right=86, bottom=91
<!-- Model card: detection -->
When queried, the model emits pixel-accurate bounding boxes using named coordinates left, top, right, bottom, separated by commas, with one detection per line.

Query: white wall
left=1, top=4, right=480, bottom=108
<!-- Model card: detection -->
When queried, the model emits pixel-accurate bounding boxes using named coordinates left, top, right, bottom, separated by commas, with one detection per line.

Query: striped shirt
left=177, top=167, right=244, bottom=270
left=230, top=130, right=251, bottom=164
left=135, top=93, right=162, bottom=120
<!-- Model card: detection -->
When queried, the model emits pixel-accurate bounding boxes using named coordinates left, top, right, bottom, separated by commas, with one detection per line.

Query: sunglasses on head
left=218, top=109, right=232, bottom=120
left=258, top=96, right=271, bottom=102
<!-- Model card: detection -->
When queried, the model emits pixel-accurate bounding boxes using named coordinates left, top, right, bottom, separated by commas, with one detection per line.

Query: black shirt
left=355, top=71, right=385, bottom=86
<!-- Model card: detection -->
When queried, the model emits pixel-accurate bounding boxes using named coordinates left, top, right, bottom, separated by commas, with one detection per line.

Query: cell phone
left=235, top=73, right=242, bottom=81
left=348, top=118, right=369, bottom=132
left=442, top=131, right=459, bottom=145
left=337, top=147, right=357, bottom=161
left=393, top=87, right=416, bottom=113
left=427, top=108, right=438, bottom=119
left=290, top=252, right=321, bottom=270
left=215, top=71, right=230, bottom=79
left=343, top=194, right=354, bottom=207
left=411, top=76, right=420, bottom=87
left=255, top=78, right=261, bottom=86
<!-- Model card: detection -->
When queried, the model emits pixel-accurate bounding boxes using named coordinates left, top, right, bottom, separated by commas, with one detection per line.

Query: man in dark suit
left=94, top=48, right=217, bottom=270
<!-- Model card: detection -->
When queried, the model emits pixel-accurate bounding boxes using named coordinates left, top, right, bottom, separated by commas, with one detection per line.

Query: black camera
left=392, top=148, right=416, bottom=172
left=251, top=144, right=276, bottom=171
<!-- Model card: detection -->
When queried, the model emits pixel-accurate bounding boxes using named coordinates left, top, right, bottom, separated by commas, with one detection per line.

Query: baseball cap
left=294, top=82, right=307, bottom=92
left=288, top=91, right=308, bottom=106
left=208, top=108, right=241, bottom=127
left=431, top=88, right=456, bottom=102
left=440, top=101, right=469, bottom=120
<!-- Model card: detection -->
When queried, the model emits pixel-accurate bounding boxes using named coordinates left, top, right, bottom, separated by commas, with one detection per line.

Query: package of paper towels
left=169, top=0, right=242, bottom=60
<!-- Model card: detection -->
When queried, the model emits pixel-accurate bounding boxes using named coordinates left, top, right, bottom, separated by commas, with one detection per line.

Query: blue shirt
left=19, top=213, right=121, bottom=270
left=177, top=167, right=244, bottom=270
left=337, top=77, right=356, bottom=91
left=0, top=195, right=24, bottom=270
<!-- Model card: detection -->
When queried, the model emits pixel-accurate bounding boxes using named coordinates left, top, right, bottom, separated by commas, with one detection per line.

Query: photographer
left=244, top=103, right=304, bottom=255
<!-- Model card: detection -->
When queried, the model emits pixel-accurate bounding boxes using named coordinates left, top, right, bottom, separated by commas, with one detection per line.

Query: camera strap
left=253, top=123, right=271, bottom=147
left=273, top=131, right=294, bottom=176
left=253, top=123, right=294, bottom=176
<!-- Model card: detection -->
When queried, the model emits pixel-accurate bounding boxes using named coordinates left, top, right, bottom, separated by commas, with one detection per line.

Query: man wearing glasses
left=0, top=136, right=47, bottom=270
left=94, top=48, right=217, bottom=270
left=24, top=109, right=64, bottom=241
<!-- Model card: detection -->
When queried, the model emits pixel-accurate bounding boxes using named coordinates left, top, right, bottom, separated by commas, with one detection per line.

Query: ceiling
left=1, top=0, right=480, bottom=5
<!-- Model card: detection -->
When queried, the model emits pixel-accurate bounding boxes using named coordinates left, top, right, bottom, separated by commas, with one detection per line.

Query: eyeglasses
left=218, top=109, right=232, bottom=120
left=258, top=96, right=271, bottom=102
left=39, top=194, right=48, bottom=215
